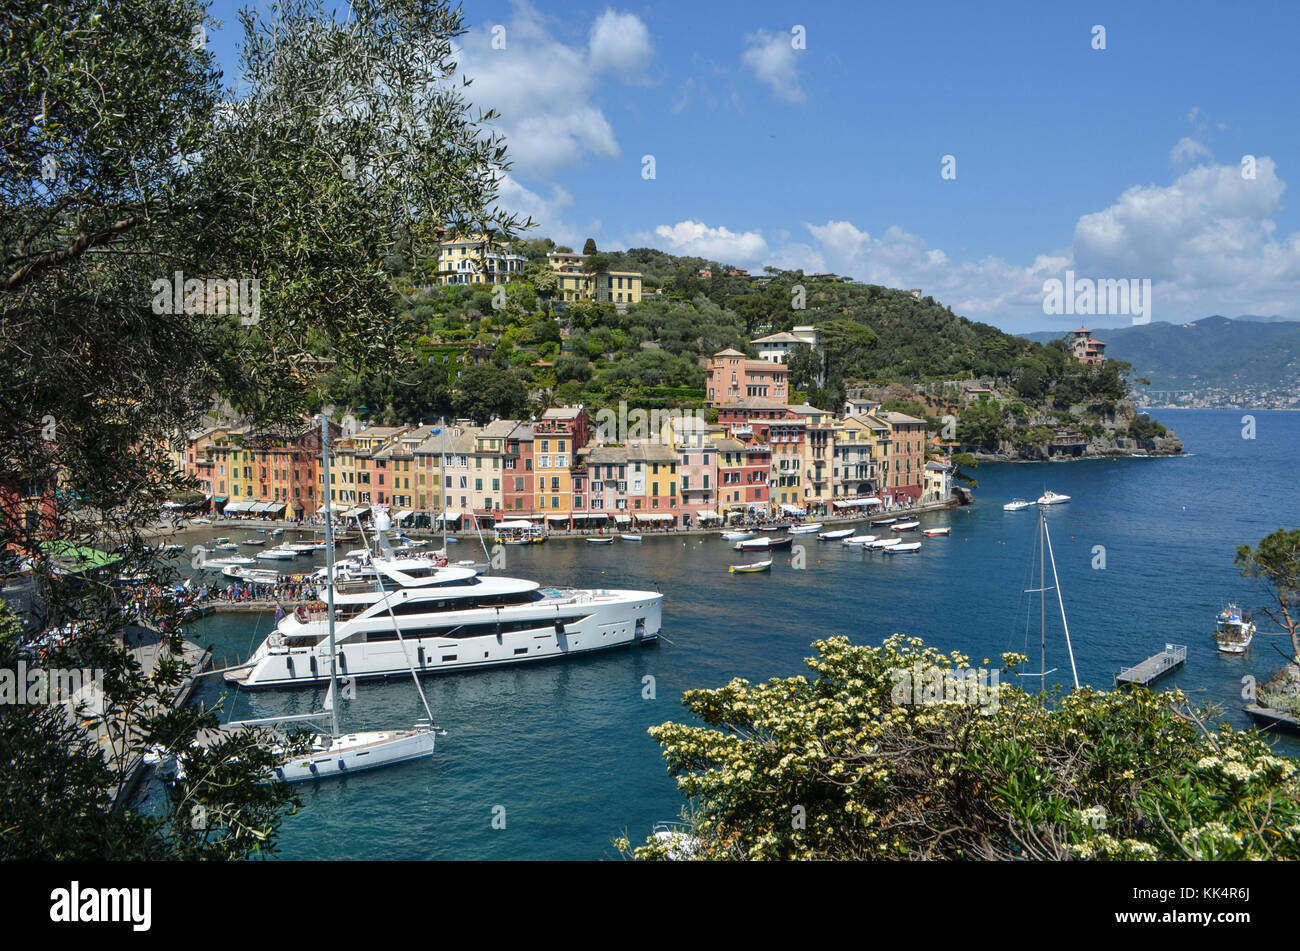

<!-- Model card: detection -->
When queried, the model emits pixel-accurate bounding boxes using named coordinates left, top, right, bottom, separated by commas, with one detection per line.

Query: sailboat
left=233, top=415, right=440, bottom=783
left=1017, top=505, right=1080, bottom=692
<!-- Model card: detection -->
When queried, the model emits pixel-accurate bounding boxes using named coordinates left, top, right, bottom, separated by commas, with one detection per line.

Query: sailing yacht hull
left=228, top=591, right=663, bottom=688
left=273, top=729, right=437, bottom=782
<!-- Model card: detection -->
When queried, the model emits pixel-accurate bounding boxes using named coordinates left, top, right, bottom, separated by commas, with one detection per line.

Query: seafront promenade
left=144, top=496, right=964, bottom=544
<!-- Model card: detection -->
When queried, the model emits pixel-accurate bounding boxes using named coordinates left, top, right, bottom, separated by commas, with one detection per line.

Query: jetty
left=1244, top=704, right=1300, bottom=733
left=1116, top=644, right=1187, bottom=687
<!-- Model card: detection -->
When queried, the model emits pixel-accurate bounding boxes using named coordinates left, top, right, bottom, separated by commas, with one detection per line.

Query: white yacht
left=256, top=546, right=299, bottom=561
left=226, top=555, right=662, bottom=688
left=1003, top=499, right=1032, bottom=512
left=1037, top=491, right=1070, bottom=505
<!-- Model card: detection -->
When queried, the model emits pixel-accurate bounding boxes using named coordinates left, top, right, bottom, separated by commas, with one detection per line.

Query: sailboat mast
left=1039, top=505, right=1046, bottom=694
left=320, top=414, right=340, bottom=738
left=1042, top=513, right=1080, bottom=689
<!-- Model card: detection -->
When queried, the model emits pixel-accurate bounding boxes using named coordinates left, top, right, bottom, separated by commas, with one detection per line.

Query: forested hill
left=1025, top=316, right=1300, bottom=395
left=320, top=240, right=1129, bottom=425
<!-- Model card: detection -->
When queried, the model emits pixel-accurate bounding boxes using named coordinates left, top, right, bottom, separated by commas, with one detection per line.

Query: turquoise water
left=177, top=409, right=1300, bottom=859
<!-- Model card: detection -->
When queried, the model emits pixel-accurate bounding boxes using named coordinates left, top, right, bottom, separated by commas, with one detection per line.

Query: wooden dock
left=1244, top=703, right=1300, bottom=733
left=1116, top=644, right=1187, bottom=687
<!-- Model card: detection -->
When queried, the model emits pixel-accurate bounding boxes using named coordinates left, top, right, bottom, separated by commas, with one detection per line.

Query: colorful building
left=705, top=349, right=789, bottom=406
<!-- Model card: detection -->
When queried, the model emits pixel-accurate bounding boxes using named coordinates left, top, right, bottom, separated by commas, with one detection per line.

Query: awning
left=249, top=501, right=286, bottom=514
left=696, top=509, right=719, bottom=519
left=636, top=513, right=674, bottom=522
left=614, top=514, right=632, bottom=523
left=546, top=514, right=570, bottom=522
left=393, top=509, right=413, bottom=523
left=496, top=520, right=534, bottom=530
left=223, top=501, right=253, bottom=513
left=436, top=511, right=462, bottom=521
left=780, top=504, right=806, bottom=516
left=574, top=513, right=608, bottom=520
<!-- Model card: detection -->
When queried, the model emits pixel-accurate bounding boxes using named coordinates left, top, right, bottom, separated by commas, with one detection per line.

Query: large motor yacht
left=226, top=554, right=662, bottom=688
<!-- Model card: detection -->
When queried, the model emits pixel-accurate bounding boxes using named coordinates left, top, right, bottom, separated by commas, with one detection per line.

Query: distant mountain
left=1023, top=316, right=1300, bottom=396
left=1231, top=314, right=1299, bottom=324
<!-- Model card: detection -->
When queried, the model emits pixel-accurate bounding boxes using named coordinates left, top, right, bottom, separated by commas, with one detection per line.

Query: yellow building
left=438, top=234, right=528, bottom=286
left=546, top=251, right=642, bottom=305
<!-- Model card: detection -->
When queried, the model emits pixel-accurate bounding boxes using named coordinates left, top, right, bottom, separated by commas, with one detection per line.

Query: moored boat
left=885, top=541, right=922, bottom=554
left=787, top=523, right=824, bottom=535
left=720, top=530, right=756, bottom=542
left=1003, top=499, right=1032, bottom=512
left=1214, top=603, right=1256, bottom=654
left=922, top=527, right=951, bottom=537
left=586, top=536, right=615, bottom=544
left=1037, top=490, right=1070, bottom=505
left=890, top=520, right=920, bottom=532
left=818, top=529, right=855, bottom=540
left=728, top=559, right=772, bottom=574
left=872, top=517, right=898, bottom=525
left=842, top=535, right=876, bottom=546
left=868, top=537, right=902, bottom=549
left=620, top=534, right=643, bottom=542
left=735, top=536, right=794, bottom=552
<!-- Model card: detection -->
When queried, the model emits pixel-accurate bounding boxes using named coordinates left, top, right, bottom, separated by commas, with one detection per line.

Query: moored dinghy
left=890, top=520, right=920, bottom=532
left=729, top=559, right=772, bottom=574
left=885, top=541, right=922, bottom=553
left=787, top=523, right=824, bottom=535
left=922, top=527, right=951, bottom=537
left=818, top=528, right=855, bottom=540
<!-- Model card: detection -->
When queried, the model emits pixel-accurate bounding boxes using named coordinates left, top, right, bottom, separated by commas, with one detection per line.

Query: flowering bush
left=623, top=635, right=1300, bottom=860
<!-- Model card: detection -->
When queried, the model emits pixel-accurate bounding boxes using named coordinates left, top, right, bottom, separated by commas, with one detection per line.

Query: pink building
left=705, top=349, right=789, bottom=407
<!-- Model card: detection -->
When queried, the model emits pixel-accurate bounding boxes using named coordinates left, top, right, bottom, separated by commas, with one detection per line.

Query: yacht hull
left=228, top=590, right=663, bottom=688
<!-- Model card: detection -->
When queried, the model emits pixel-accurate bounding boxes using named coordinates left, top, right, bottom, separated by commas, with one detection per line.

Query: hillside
left=1025, top=317, right=1300, bottom=405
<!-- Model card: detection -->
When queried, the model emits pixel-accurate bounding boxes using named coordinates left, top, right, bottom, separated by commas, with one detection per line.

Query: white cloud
left=456, top=3, right=653, bottom=175
left=741, top=30, right=805, bottom=103
left=589, top=9, right=653, bottom=79
left=649, top=220, right=770, bottom=263
left=1171, top=136, right=1211, bottom=164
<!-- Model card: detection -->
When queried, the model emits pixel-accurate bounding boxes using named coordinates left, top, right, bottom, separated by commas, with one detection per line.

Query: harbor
left=144, top=410, right=1298, bottom=858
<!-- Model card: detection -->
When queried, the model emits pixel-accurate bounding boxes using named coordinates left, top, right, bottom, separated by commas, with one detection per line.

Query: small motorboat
left=890, top=520, right=920, bottom=532
left=201, top=556, right=256, bottom=570
left=885, top=541, right=922, bottom=554
left=842, top=535, right=876, bottom=547
left=787, top=523, right=824, bottom=535
left=243, top=538, right=266, bottom=546
left=256, top=547, right=299, bottom=561
left=818, top=529, right=855, bottom=540
left=223, top=565, right=281, bottom=584
left=872, top=517, right=898, bottom=526
left=868, top=537, right=902, bottom=550
left=269, top=528, right=284, bottom=537
left=158, top=544, right=184, bottom=555
left=1214, top=603, right=1256, bottom=654
left=1003, top=499, right=1032, bottom=512
left=922, top=527, right=951, bottom=537
left=215, top=542, right=239, bottom=551
left=586, top=536, right=615, bottom=544
left=729, top=560, right=772, bottom=574
left=721, top=530, right=756, bottom=542
left=1037, top=491, right=1070, bottom=505
left=735, top=536, right=794, bottom=552
left=620, top=534, right=643, bottom=542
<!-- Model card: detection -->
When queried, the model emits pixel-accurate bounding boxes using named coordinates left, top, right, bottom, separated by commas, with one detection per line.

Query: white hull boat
left=818, top=529, right=855, bottom=540
left=1037, top=491, right=1070, bottom=505
left=842, top=535, right=876, bottom=547
left=223, top=566, right=281, bottom=584
left=1003, top=499, right=1032, bottom=512
left=885, top=541, right=922, bottom=553
left=868, top=537, right=902, bottom=549
left=922, top=527, right=951, bottom=537
left=201, top=556, right=255, bottom=570
left=272, top=729, right=437, bottom=783
left=256, top=547, right=299, bottom=561
left=787, top=523, right=824, bottom=535
left=890, top=520, right=920, bottom=532
left=720, top=531, right=756, bottom=542
left=620, top=534, right=643, bottom=542
left=1214, top=603, right=1256, bottom=654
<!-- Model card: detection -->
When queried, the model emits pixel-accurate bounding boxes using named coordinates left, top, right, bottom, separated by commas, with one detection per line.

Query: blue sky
left=203, top=0, right=1300, bottom=333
